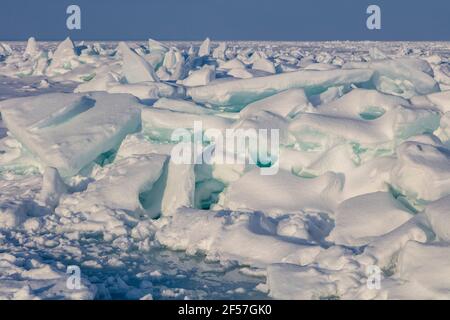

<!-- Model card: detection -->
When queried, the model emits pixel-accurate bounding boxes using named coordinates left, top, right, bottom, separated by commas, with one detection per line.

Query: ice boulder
left=0, top=92, right=142, bottom=176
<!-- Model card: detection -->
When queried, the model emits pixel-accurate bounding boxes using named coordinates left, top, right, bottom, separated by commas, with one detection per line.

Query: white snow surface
left=0, top=39, right=449, bottom=300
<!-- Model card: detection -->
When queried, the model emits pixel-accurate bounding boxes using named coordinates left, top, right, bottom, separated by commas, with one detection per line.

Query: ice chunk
left=148, top=38, right=169, bottom=54
left=74, top=72, right=118, bottom=93
left=239, top=88, right=312, bottom=119
left=118, top=42, right=159, bottom=83
left=160, top=48, right=186, bottom=81
left=232, top=110, right=290, bottom=145
left=23, top=37, right=40, bottom=58
left=212, top=42, right=227, bottom=60
left=267, top=264, right=337, bottom=300
left=188, top=68, right=374, bottom=108
left=141, top=107, right=233, bottom=140
left=56, top=153, right=168, bottom=238
left=46, top=37, right=78, bottom=75
left=198, top=38, right=211, bottom=57
left=343, top=58, right=439, bottom=98
left=178, top=65, right=215, bottom=87
left=391, top=141, right=450, bottom=201
left=156, top=208, right=322, bottom=267
left=360, top=214, right=431, bottom=268
left=161, top=162, right=195, bottom=215
left=341, top=156, right=395, bottom=199
left=396, top=241, right=450, bottom=299
left=328, top=192, right=413, bottom=246
left=424, top=196, right=450, bottom=241
left=289, top=106, right=439, bottom=148
left=153, top=98, right=217, bottom=115
left=216, top=169, right=342, bottom=216
left=303, top=63, right=338, bottom=71
left=0, top=92, right=142, bottom=176
left=107, top=82, right=179, bottom=100
left=115, top=133, right=174, bottom=159
left=317, top=88, right=410, bottom=119
left=252, top=56, right=276, bottom=74
left=219, top=58, right=246, bottom=70
left=411, top=90, right=450, bottom=113
left=37, top=167, right=67, bottom=209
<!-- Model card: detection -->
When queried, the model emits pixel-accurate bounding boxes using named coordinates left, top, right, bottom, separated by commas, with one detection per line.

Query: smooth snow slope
left=0, top=39, right=449, bottom=300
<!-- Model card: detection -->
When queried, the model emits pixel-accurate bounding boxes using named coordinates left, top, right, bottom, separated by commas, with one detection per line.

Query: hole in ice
left=359, top=106, right=385, bottom=120
left=194, top=164, right=225, bottom=210
left=94, top=149, right=117, bottom=167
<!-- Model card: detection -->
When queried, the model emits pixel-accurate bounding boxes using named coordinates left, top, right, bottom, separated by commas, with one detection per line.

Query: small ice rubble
left=0, top=252, right=95, bottom=299
left=0, top=92, right=142, bottom=176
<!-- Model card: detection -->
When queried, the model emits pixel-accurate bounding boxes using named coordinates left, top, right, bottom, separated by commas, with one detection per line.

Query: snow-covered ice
left=0, top=39, right=449, bottom=300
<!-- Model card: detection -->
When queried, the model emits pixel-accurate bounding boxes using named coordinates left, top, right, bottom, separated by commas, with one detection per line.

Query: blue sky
left=0, top=0, right=448, bottom=41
